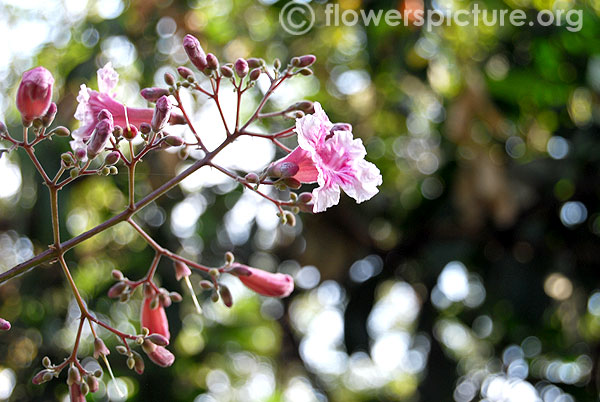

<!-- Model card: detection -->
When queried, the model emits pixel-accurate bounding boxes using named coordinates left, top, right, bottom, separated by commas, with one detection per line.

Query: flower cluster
left=0, top=32, right=382, bottom=401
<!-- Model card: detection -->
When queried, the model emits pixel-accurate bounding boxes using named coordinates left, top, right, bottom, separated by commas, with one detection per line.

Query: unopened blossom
left=69, top=382, right=86, bottom=402
left=235, top=265, right=294, bottom=298
left=268, top=102, right=382, bottom=212
left=151, top=96, right=171, bottom=132
left=141, top=296, right=170, bottom=341
left=183, top=34, right=207, bottom=71
left=86, top=112, right=114, bottom=159
left=71, top=63, right=182, bottom=153
left=0, top=318, right=10, bottom=331
left=16, top=67, right=54, bottom=124
left=142, top=340, right=175, bottom=367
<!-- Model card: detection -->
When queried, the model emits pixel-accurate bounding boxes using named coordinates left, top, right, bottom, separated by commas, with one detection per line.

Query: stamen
left=102, top=354, right=124, bottom=397
left=184, top=276, right=202, bottom=314
left=123, top=104, right=130, bottom=131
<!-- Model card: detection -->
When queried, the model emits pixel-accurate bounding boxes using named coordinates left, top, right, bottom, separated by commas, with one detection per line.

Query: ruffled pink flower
left=235, top=265, right=294, bottom=298
left=141, top=297, right=170, bottom=341
left=270, top=102, right=382, bottom=212
left=71, top=63, right=182, bottom=152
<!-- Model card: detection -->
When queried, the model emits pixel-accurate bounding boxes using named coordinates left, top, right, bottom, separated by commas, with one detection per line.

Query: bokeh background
left=0, top=0, right=600, bottom=401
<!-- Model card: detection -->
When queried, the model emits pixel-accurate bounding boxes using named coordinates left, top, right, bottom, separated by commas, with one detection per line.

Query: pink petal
left=97, top=62, right=119, bottom=95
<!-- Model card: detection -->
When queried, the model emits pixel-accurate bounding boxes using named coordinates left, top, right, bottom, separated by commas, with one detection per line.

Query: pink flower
left=269, top=103, right=382, bottom=212
left=141, top=296, right=170, bottom=341
left=71, top=63, right=182, bottom=152
left=16, top=67, right=54, bottom=124
left=235, top=265, right=294, bottom=298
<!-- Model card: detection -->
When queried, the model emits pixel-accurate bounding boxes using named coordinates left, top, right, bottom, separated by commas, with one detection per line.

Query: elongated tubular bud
left=87, top=116, right=114, bottom=159
left=140, top=87, right=170, bottom=102
left=151, top=96, right=171, bottom=132
left=183, top=34, right=207, bottom=71
left=41, top=102, right=57, bottom=127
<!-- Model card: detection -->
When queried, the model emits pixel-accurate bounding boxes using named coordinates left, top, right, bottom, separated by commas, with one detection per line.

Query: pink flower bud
left=141, top=296, right=170, bottom=341
left=42, top=102, right=57, bottom=127
left=298, top=55, right=317, bottom=67
left=143, top=343, right=175, bottom=368
left=87, top=115, right=114, bottom=159
left=32, top=369, right=53, bottom=385
left=93, top=338, right=110, bottom=359
left=267, top=161, right=299, bottom=178
left=86, top=375, right=99, bottom=393
left=220, top=65, right=234, bottom=78
left=146, top=333, right=169, bottom=347
left=107, top=282, right=127, bottom=298
left=177, top=66, right=194, bottom=80
left=206, top=53, right=219, bottom=70
left=69, top=382, right=86, bottom=402
left=151, top=96, right=171, bottom=132
left=183, top=34, right=207, bottom=71
left=234, top=58, right=249, bottom=78
left=16, top=67, right=54, bottom=124
left=0, top=318, right=10, bottom=331
left=235, top=265, right=294, bottom=298
left=174, top=261, right=191, bottom=281
left=140, top=87, right=170, bottom=102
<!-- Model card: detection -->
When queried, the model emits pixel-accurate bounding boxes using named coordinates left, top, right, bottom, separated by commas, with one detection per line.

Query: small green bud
left=70, top=168, right=80, bottom=179
left=42, top=356, right=52, bottom=368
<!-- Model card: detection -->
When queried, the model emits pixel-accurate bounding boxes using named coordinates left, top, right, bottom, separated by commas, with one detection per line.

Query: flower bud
left=132, top=351, right=145, bottom=374
left=249, top=68, right=261, bottom=81
left=32, top=369, right=53, bottom=385
left=70, top=168, right=80, bottom=179
left=219, top=285, right=233, bottom=308
left=139, top=122, right=151, bottom=135
left=67, top=366, right=81, bottom=386
left=235, top=265, right=294, bottom=298
left=93, top=337, right=110, bottom=359
left=267, top=161, right=299, bottom=178
left=284, top=211, right=296, bottom=227
left=112, top=125, right=123, bottom=138
left=127, top=355, right=135, bottom=370
left=273, top=58, right=281, bottom=70
left=169, top=291, right=183, bottom=302
left=41, top=102, right=57, bottom=127
left=107, top=282, right=128, bottom=298
left=0, top=318, right=11, bottom=331
left=291, top=57, right=300, bottom=67
left=177, top=66, right=194, bottom=80
left=227, top=265, right=252, bottom=277
left=109, top=166, right=118, bottom=175
left=86, top=375, right=99, bottom=393
left=199, top=280, right=213, bottom=289
left=174, top=261, right=191, bottom=281
left=74, top=148, right=87, bottom=161
left=16, top=67, right=54, bottom=124
left=115, top=345, right=128, bottom=355
left=283, top=177, right=302, bottom=189
left=183, top=34, right=207, bottom=71
left=51, top=126, right=70, bottom=137
left=80, top=381, right=89, bottom=396
left=152, top=96, right=172, bottom=132
left=164, top=72, right=175, bottom=86
left=206, top=53, right=219, bottom=70
left=146, top=333, right=169, bottom=347
left=87, top=116, right=114, bottom=159
left=247, top=58, right=263, bottom=68
left=299, top=68, right=313, bottom=76
left=298, top=55, right=317, bottom=67
left=298, top=192, right=313, bottom=204
left=164, top=135, right=184, bottom=147
left=234, top=58, right=249, bottom=78
left=144, top=344, right=175, bottom=368
left=140, top=87, right=170, bottom=102
left=244, top=173, right=259, bottom=183
left=220, top=65, right=234, bottom=78
left=42, top=356, right=52, bottom=368
left=123, top=124, right=139, bottom=140
left=103, top=152, right=120, bottom=166
left=69, top=382, right=86, bottom=402
left=211, top=289, right=219, bottom=303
